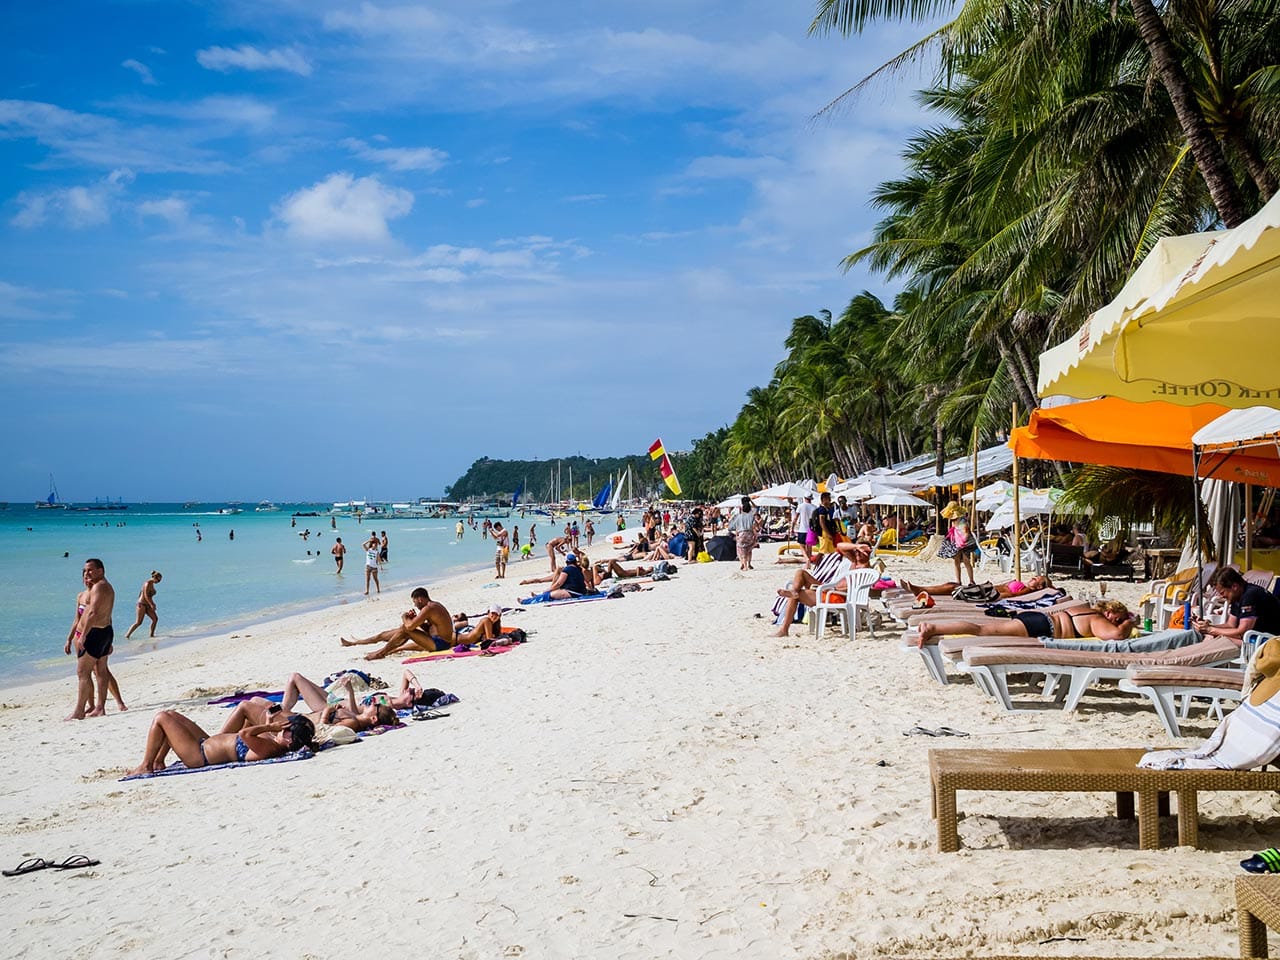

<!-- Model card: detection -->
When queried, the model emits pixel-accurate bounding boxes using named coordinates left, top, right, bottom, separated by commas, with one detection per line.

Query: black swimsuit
left=1014, top=611, right=1054, bottom=637
left=79, top=625, right=113, bottom=659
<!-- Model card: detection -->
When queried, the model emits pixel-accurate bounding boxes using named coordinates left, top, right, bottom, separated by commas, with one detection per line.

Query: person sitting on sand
left=124, top=570, right=162, bottom=639
left=339, top=586, right=454, bottom=660
left=772, top=548, right=873, bottom=638
left=525, top=553, right=593, bottom=601
left=912, top=599, right=1135, bottom=646
left=127, top=709, right=314, bottom=776
left=456, top=604, right=505, bottom=642
left=896, top=574, right=1052, bottom=599
left=620, top=532, right=651, bottom=561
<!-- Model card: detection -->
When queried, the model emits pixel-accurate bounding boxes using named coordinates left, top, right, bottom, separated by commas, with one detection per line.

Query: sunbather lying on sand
left=219, top=675, right=397, bottom=735
left=455, top=605, right=504, bottom=642
left=912, top=600, right=1135, bottom=646
left=128, top=709, right=314, bottom=776
left=594, top=559, right=656, bottom=580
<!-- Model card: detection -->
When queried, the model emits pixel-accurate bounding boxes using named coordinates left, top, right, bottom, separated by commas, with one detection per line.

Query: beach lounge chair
left=1119, top=665, right=1244, bottom=737
left=929, top=747, right=1280, bottom=852
left=1237, top=874, right=1280, bottom=958
left=811, top=567, right=879, bottom=641
left=769, top=553, right=850, bottom=624
left=1119, top=631, right=1277, bottom=736
left=869, top=528, right=922, bottom=560
left=960, top=636, right=1241, bottom=711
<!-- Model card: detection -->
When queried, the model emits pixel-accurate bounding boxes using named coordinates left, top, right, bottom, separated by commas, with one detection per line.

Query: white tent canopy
left=864, top=491, right=932, bottom=508
left=899, top=444, right=1015, bottom=488
left=1191, top=405, right=1280, bottom=448
left=754, top=481, right=811, bottom=500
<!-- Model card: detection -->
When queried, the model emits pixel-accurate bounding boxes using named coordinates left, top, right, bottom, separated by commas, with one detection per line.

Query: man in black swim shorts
left=66, top=558, right=118, bottom=720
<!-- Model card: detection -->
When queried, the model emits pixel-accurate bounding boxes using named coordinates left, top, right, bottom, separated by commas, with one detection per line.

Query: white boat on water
left=255, top=500, right=280, bottom=512
left=35, top=474, right=67, bottom=509
left=217, top=506, right=243, bottom=515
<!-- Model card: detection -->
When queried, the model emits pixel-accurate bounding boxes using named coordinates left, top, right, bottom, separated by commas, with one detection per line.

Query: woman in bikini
left=124, top=570, right=162, bottom=639
left=216, top=675, right=396, bottom=742
left=914, top=599, right=1135, bottom=645
left=127, top=709, right=314, bottom=776
left=896, top=574, right=1052, bottom=598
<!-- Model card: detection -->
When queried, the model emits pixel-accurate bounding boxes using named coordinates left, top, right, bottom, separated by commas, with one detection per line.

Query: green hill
left=445, top=455, right=660, bottom=502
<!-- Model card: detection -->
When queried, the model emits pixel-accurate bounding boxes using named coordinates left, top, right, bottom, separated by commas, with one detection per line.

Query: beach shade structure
left=1038, top=190, right=1280, bottom=408
left=1009, top=397, right=1280, bottom=487
left=897, top=444, right=1015, bottom=489
left=749, top=495, right=791, bottom=509
left=715, top=494, right=748, bottom=511
left=754, top=481, right=812, bottom=501
left=864, top=490, right=932, bottom=509
left=1193, top=406, right=1280, bottom=566
left=834, top=476, right=922, bottom=500
left=985, top=489, right=1064, bottom=530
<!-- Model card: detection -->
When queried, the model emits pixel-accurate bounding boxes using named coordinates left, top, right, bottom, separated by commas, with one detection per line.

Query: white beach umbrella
left=864, top=491, right=932, bottom=508
left=835, top=477, right=919, bottom=500
left=754, top=481, right=811, bottom=500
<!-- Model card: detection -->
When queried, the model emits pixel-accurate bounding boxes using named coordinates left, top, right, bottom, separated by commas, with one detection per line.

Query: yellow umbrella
left=1039, top=191, right=1280, bottom=408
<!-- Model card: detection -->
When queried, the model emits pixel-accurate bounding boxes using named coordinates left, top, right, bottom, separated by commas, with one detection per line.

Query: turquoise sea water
left=0, top=503, right=588, bottom=686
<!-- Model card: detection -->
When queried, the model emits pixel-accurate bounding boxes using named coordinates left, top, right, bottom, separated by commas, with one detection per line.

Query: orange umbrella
left=1009, top=397, right=1280, bottom=487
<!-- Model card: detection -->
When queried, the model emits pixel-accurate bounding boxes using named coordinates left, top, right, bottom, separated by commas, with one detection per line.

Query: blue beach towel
left=120, top=747, right=317, bottom=781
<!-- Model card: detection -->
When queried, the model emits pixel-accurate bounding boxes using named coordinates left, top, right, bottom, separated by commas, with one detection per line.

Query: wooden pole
left=1246, top=483, right=1254, bottom=570
left=1012, top=402, right=1022, bottom=583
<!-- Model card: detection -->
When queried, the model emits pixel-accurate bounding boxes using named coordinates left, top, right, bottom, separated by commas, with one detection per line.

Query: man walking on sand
left=339, top=587, right=454, bottom=660
left=65, top=558, right=119, bottom=720
left=331, top=537, right=346, bottom=574
left=363, top=533, right=381, bottom=595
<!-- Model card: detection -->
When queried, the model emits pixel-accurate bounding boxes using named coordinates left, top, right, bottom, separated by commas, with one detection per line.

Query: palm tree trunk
left=1225, top=127, right=1278, bottom=199
left=1129, top=0, right=1248, bottom=226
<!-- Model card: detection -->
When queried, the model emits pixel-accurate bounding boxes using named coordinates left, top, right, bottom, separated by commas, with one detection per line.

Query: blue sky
left=0, top=0, right=932, bottom=502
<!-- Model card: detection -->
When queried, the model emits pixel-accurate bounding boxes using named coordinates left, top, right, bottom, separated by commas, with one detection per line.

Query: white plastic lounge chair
left=960, top=636, right=1241, bottom=711
left=1118, top=665, right=1244, bottom=737
left=812, top=567, right=879, bottom=641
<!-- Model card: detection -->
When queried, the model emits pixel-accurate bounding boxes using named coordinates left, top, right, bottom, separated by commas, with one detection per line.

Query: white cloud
left=0, top=280, right=73, bottom=321
left=137, top=196, right=190, bottom=224
left=464, top=198, right=486, bottom=208
left=11, top=168, right=134, bottom=229
left=121, top=59, right=157, bottom=85
left=563, top=193, right=605, bottom=203
left=0, top=99, right=230, bottom=174
left=340, top=137, right=448, bottom=172
left=274, top=172, right=413, bottom=243
left=196, top=45, right=313, bottom=77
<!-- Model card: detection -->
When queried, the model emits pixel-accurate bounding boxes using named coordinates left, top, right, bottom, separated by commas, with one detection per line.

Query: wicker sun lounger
left=1238, top=875, right=1280, bottom=957
left=929, top=747, right=1280, bottom=852
left=961, top=637, right=1241, bottom=711
left=1119, top=665, right=1245, bottom=738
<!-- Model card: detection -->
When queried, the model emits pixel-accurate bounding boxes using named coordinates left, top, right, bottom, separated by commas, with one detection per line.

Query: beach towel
left=519, top=591, right=609, bottom=606
left=402, top=645, right=518, bottom=664
left=120, top=748, right=316, bottom=781
left=206, top=690, right=281, bottom=705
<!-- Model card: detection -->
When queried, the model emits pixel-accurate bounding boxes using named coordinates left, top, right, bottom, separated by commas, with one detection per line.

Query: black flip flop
left=52, top=856, right=100, bottom=870
left=4, top=857, right=51, bottom=877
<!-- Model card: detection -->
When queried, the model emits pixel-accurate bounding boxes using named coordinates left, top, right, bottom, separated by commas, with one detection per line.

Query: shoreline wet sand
left=1, top=551, right=1261, bottom=957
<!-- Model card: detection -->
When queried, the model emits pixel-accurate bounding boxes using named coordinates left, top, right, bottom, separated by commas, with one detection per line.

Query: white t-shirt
left=796, top=502, right=817, bottom=532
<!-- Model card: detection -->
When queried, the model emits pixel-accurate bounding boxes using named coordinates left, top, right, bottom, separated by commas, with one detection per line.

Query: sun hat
left=565, top=553, right=577, bottom=563
left=489, top=603, right=502, bottom=615
left=803, top=494, right=813, bottom=500
left=940, top=500, right=963, bottom=520
left=1250, top=639, right=1280, bottom=706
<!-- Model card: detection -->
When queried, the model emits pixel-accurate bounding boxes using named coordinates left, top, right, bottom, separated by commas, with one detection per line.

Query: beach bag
left=952, top=582, right=1000, bottom=602
left=937, top=538, right=958, bottom=559
left=696, top=550, right=713, bottom=563
left=668, top=533, right=688, bottom=556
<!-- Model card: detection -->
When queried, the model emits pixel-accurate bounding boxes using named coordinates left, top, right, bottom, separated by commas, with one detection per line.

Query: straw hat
left=940, top=500, right=964, bottom=520
left=1250, top=639, right=1280, bottom=706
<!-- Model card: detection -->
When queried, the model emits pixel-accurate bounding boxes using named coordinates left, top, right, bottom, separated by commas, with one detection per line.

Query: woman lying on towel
left=895, top=575, right=1051, bottom=599
left=127, top=709, right=315, bottom=776
left=218, top=674, right=397, bottom=743
left=1140, top=639, right=1280, bottom=770
left=912, top=600, right=1135, bottom=646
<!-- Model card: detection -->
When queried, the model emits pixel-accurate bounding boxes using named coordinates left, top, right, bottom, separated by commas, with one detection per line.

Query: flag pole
left=1012, top=403, right=1022, bottom=583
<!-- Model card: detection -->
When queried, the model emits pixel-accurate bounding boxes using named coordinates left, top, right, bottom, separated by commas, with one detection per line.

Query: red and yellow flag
left=649, top=438, right=682, bottom=496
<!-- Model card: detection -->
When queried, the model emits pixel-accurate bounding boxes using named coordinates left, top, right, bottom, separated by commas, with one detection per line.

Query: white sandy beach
left=1, top=550, right=1271, bottom=958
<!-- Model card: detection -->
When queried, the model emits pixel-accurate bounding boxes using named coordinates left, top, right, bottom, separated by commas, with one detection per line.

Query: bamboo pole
left=1012, top=402, right=1022, bottom=583
left=1246, top=483, right=1254, bottom=570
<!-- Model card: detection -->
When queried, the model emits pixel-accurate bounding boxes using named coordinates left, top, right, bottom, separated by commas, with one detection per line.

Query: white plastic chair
left=812, top=567, right=880, bottom=641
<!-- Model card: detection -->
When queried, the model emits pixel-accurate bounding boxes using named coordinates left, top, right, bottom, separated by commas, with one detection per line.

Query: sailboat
left=609, top=467, right=628, bottom=512
left=35, top=474, right=67, bottom=509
